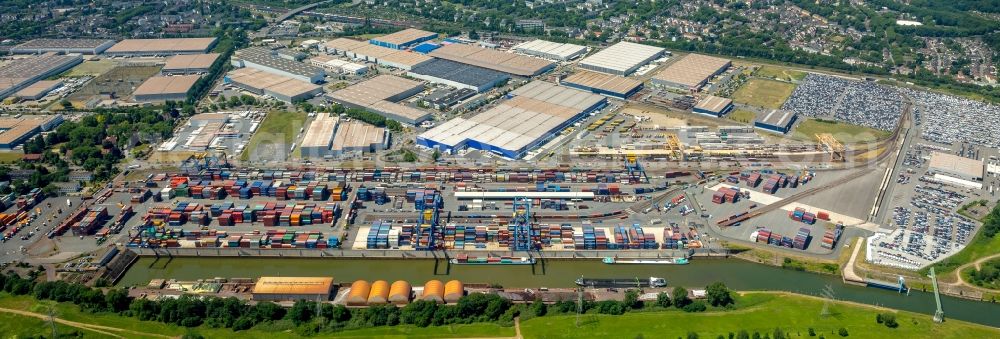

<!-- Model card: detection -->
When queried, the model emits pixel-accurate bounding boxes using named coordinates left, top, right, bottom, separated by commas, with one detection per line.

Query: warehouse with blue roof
left=369, top=28, right=438, bottom=50
left=417, top=81, right=606, bottom=159
left=754, top=109, right=797, bottom=134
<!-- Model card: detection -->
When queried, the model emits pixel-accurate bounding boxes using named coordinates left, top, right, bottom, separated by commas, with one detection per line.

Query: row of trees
left=1, top=270, right=741, bottom=335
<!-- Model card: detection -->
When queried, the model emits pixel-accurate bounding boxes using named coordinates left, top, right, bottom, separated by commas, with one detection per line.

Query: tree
left=672, top=286, right=691, bottom=308
left=432, top=149, right=441, bottom=162
left=285, top=300, right=315, bottom=325
left=682, top=301, right=707, bottom=312
left=688, top=332, right=700, bottom=339
left=773, top=328, right=786, bottom=339
left=622, top=289, right=642, bottom=309
left=705, top=282, right=734, bottom=307
left=737, top=330, right=750, bottom=339
left=105, top=288, right=130, bottom=313
left=61, top=100, right=73, bottom=109
left=838, top=327, right=849, bottom=337
left=531, top=298, right=547, bottom=317
left=656, top=292, right=672, bottom=308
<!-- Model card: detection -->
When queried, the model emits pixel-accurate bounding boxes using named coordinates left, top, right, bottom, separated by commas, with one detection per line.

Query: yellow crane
left=816, top=133, right=845, bottom=162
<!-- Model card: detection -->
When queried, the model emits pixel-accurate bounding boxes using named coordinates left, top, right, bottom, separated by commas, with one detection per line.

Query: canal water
left=120, top=257, right=1000, bottom=327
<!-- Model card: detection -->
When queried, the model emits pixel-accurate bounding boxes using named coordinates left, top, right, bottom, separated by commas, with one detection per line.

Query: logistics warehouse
left=417, top=81, right=606, bottom=159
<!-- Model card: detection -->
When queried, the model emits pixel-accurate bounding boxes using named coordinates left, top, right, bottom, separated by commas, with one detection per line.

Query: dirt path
left=948, top=253, right=1000, bottom=290
left=0, top=307, right=173, bottom=338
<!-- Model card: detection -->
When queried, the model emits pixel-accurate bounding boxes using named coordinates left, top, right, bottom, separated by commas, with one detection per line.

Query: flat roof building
left=423, top=88, right=476, bottom=110
left=693, top=95, right=734, bottom=117
left=133, top=75, right=201, bottom=103
left=332, top=120, right=387, bottom=156
left=328, top=75, right=430, bottom=125
left=369, top=28, right=438, bottom=50
left=323, top=38, right=432, bottom=71
left=225, top=68, right=323, bottom=103
left=161, top=53, right=221, bottom=75
left=578, top=42, right=664, bottom=76
left=14, top=80, right=62, bottom=100
left=232, top=47, right=325, bottom=83
left=512, top=39, right=588, bottom=61
left=0, top=115, right=64, bottom=149
left=560, top=71, right=643, bottom=99
left=308, top=55, right=368, bottom=75
left=408, top=59, right=510, bottom=93
left=929, top=152, right=984, bottom=182
left=753, top=109, right=797, bottom=134
left=0, top=53, right=82, bottom=99
left=428, top=43, right=555, bottom=77
left=652, top=53, right=731, bottom=91
left=251, top=277, right=335, bottom=302
left=105, top=37, right=218, bottom=56
left=11, top=38, right=115, bottom=55
left=417, top=81, right=606, bottom=159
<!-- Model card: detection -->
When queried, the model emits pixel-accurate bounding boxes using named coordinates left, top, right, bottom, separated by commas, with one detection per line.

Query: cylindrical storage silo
left=388, top=280, right=412, bottom=305
left=444, top=280, right=464, bottom=303
left=346, top=280, right=371, bottom=306
left=420, top=279, right=444, bottom=303
left=367, top=280, right=390, bottom=304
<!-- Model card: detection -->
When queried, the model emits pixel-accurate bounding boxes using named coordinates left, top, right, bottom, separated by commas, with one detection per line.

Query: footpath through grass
left=731, top=78, right=796, bottom=109
left=519, top=292, right=1000, bottom=339
left=791, top=118, right=891, bottom=144
left=241, top=110, right=307, bottom=161
left=755, top=65, right=808, bottom=82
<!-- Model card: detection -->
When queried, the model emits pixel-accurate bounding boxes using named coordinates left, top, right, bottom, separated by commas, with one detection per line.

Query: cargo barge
left=449, top=254, right=535, bottom=265
left=602, top=257, right=688, bottom=265
left=575, top=276, right=667, bottom=288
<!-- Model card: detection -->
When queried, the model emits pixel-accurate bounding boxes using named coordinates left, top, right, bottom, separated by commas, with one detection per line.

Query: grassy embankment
left=241, top=110, right=307, bottom=161
left=520, top=292, right=1000, bottom=339
left=755, top=65, right=808, bottom=82
left=791, top=119, right=892, bottom=144
left=731, top=78, right=796, bottom=109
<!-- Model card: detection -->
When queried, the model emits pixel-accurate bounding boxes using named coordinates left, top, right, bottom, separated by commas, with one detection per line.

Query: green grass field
left=732, top=79, right=796, bottom=109
left=756, top=65, right=807, bottom=82
left=727, top=109, right=757, bottom=124
left=0, top=152, right=23, bottom=164
left=241, top=110, right=307, bottom=161
left=791, top=119, right=891, bottom=144
left=519, top=293, right=999, bottom=339
left=62, top=59, right=116, bottom=78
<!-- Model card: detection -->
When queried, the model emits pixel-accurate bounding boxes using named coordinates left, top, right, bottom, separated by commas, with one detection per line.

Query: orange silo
left=367, top=280, right=390, bottom=304
left=444, top=280, right=464, bottom=303
left=388, top=280, right=412, bottom=305
left=346, top=280, right=371, bottom=306
left=420, top=279, right=444, bottom=303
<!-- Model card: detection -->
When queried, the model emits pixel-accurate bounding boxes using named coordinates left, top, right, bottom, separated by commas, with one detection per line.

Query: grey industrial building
left=754, top=109, right=797, bottom=134
left=0, top=53, right=82, bottom=100
left=232, top=47, right=325, bottom=83
left=161, top=53, right=221, bottom=75
left=407, top=59, right=509, bottom=92
left=577, top=42, right=664, bottom=76
left=328, top=75, right=431, bottom=125
left=301, top=114, right=388, bottom=158
left=132, top=75, right=201, bottom=103
left=417, top=81, right=607, bottom=159
left=423, top=88, right=476, bottom=110
left=324, top=38, right=433, bottom=71
left=692, top=95, right=734, bottom=117
left=369, top=28, right=438, bottom=50
left=512, top=39, right=588, bottom=61
left=11, top=38, right=116, bottom=55
left=104, top=37, right=218, bottom=56
left=225, top=68, right=323, bottom=103
left=652, top=53, right=731, bottom=91
left=428, top=43, right=555, bottom=77
left=14, top=80, right=62, bottom=100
